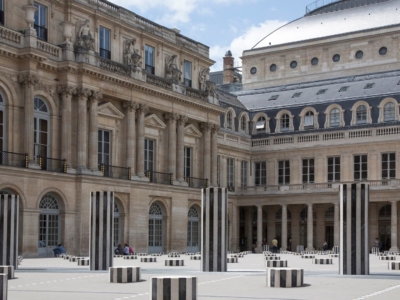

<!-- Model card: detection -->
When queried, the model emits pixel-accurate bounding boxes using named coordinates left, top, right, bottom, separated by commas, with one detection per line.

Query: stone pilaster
left=257, top=205, right=262, bottom=252
left=390, top=201, right=399, bottom=252
left=57, top=86, right=76, bottom=168
left=334, top=202, right=339, bottom=247
left=88, top=91, right=102, bottom=171
left=211, top=124, right=220, bottom=186
left=201, top=122, right=213, bottom=182
left=165, top=113, right=179, bottom=181
left=176, top=115, right=188, bottom=183
left=123, top=101, right=139, bottom=177
left=136, top=104, right=149, bottom=178
left=76, top=88, right=92, bottom=172
left=281, top=204, right=288, bottom=250
left=307, top=203, right=314, bottom=250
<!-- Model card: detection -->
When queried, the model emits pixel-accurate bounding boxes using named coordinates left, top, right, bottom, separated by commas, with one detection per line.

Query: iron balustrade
left=100, top=48, right=111, bottom=59
left=146, top=170, right=172, bottom=185
left=34, top=24, right=47, bottom=41
left=99, top=164, right=131, bottom=180
left=37, top=156, right=66, bottom=173
left=184, top=78, right=192, bottom=88
left=227, top=185, right=235, bottom=192
left=0, top=151, right=28, bottom=168
left=145, top=64, right=155, bottom=75
left=185, top=177, right=208, bottom=189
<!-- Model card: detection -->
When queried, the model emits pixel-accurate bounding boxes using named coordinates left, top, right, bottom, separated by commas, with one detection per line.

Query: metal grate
left=0, top=151, right=28, bottom=168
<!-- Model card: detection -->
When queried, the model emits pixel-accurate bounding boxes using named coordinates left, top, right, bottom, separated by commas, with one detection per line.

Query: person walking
left=323, top=241, right=328, bottom=251
left=287, top=239, right=292, bottom=251
left=272, top=237, right=278, bottom=253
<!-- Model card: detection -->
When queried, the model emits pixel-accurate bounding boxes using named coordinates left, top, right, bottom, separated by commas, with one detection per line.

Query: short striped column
left=0, top=273, right=7, bottom=300
left=371, top=247, right=379, bottom=254
left=168, top=253, right=180, bottom=258
left=332, top=246, right=339, bottom=254
left=265, top=256, right=281, bottom=260
left=165, top=259, right=184, bottom=266
left=340, top=183, right=369, bottom=275
left=267, top=268, right=303, bottom=288
left=137, top=253, right=148, bottom=256
left=301, top=255, right=315, bottom=259
left=89, top=191, right=114, bottom=271
left=0, top=266, right=14, bottom=279
left=388, top=262, right=400, bottom=270
left=124, top=256, right=137, bottom=260
left=313, top=259, right=332, bottom=264
left=141, top=257, right=157, bottom=262
left=151, top=253, right=163, bottom=257
left=151, top=276, right=197, bottom=299
left=201, top=188, right=228, bottom=272
left=266, top=261, right=287, bottom=268
left=379, top=256, right=396, bottom=261
left=110, top=266, right=141, bottom=283
left=69, top=256, right=82, bottom=262
left=78, top=258, right=89, bottom=266
left=330, top=254, right=339, bottom=258
left=0, top=195, right=19, bottom=270
left=190, top=256, right=201, bottom=260
left=227, top=257, right=238, bottom=263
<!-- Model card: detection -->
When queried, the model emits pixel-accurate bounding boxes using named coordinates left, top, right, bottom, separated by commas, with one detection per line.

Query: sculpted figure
left=76, top=19, right=95, bottom=51
left=123, top=38, right=142, bottom=67
left=199, top=68, right=209, bottom=91
left=205, top=80, right=216, bottom=97
left=165, top=54, right=182, bottom=83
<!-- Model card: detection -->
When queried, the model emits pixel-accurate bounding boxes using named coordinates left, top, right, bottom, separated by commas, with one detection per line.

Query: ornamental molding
left=145, top=113, right=167, bottom=130
left=184, top=124, right=202, bottom=138
left=98, top=102, right=125, bottom=120
left=0, top=70, right=18, bottom=93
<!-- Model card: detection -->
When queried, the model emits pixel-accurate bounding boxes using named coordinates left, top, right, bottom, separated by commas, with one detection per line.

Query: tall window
left=184, top=61, right=192, bottom=87
left=34, top=98, right=49, bottom=160
left=302, top=158, right=315, bottom=183
left=304, top=111, right=314, bottom=128
left=330, top=108, right=340, bottom=127
left=0, top=94, right=5, bottom=152
left=241, top=161, right=248, bottom=187
left=0, top=0, right=4, bottom=25
left=256, top=116, right=266, bottom=133
left=226, top=112, right=232, bottom=129
left=384, top=102, right=395, bottom=122
left=240, top=117, right=247, bottom=133
left=255, top=162, right=266, bottom=186
left=144, top=139, right=154, bottom=172
left=38, top=194, right=60, bottom=257
left=281, top=114, right=290, bottom=132
left=98, top=130, right=110, bottom=166
left=227, top=158, right=235, bottom=191
left=382, top=153, right=396, bottom=179
left=99, top=26, right=111, bottom=59
left=356, top=105, right=367, bottom=124
left=278, top=160, right=290, bottom=185
left=145, top=45, right=155, bottom=75
left=327, top=156, right=340, bottom=182
left=34, top=2, right=47, bottom=41
left=217, top=155, right=220, bottom=187
left=184, top=147, right=191, bottom=178
left=354, top=154, right=368, bottom=181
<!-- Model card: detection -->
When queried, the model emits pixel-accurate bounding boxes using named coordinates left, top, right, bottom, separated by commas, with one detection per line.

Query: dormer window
left=240, top=116, right=246, bottom=132
left=227, top=112, right=232, bottom=129
left=304, top=111, right=314, bottom=128
left=356, top=105, right=367, bottom=124
left=330, top=108, right=340, bottom=127
left=256, top=117, right=266, bottom=133
left=269, top=95, right=279, bottom=101
left=281, top=114, right=290, bottom=132
left=317, top=89, right=327, bottom=95
left=384, top=102, right=395, bottom=122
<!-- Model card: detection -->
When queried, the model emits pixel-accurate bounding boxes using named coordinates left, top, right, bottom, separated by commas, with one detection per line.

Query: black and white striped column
left=267, top=268, right=303, bottom=288
left=0, top=195, right=19, bottom=271
left=151, top=276, right=197, bottom=299
left=339, top=183, right=369, bottom=275
left=0, top=273, right=7, bottom=300
left=0, top=266, right=14, bottom=279
left=201, top=188, right=228, bottom=272
left=89, top=191, right=114, bottom=271
left=110, top=267, right=141, bottom=283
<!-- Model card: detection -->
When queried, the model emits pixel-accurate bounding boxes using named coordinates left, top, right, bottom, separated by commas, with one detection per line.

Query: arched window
left=226, top=112, right=232, bottom=129
left=325, top=206, right=334, bottom=219
left=379, top=205, right=391, bottom=219
left=187, top=206, right=200, bottom=253
left=330, top=108, right=340, bottom=127
left=304, top=111, right=314, bottom=128
left=34, top=98, right=50, bottom=160
left=281, top=114, right=290, bottom=132
left=149, top=202, right=163, bottom=253
left=0, top=93, right=5, bottom=152
left=240, top=116, right=246, bottom=133
left=39, top=194, right=60, bottom=257
left=383, top=102, right=395, bottom=122
left=256, top=116, right=266, bottom=133
left=114, top=202, right=121, bottom=247
left=356, top=105, right=367, bottom=124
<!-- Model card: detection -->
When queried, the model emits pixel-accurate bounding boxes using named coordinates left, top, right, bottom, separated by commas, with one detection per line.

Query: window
left=34, top=98, right=49, bottom=161
left=339, top=86, right=349, bottom=92
left=290, top=61, right=297, bottom=69
left=241, top=161, right=248, bottom=187
left=250, top=67, right=257, bottom=75
left=330, top=108, right=340, bottom=127
left=269, top=95, right=279, bottom=101
left=240, top=116, right=247, bottom=132
left=292, top=92, right=302, bottom=98
left=302, top=158, right=315, bottom=183
left=327, top=157, right=340, bottom=182
left=0, top=0, right=4, bottom=25
left=34, top=3, right=47, bottom=41
left=184, top=61, right=192, bottom=87
left=145, top=45, right=155, bottom=75
left=226, top=112, right=232, bottom=129
left=317, top=89, right=327, bottom=95
left=304, top=111, right=314, bottom=128
left=184, top=147, right=191, bottom=178
left=227, top=158, right=235, bottom=191
left=98, top=130, right=111, bottom=166
left=270, top=64, right=277, bottom=72
left=311, top=57, right=319, bottom=66
left=356, top=105, right=367, bottom=124
left=278, top=160, right=290, bottom=185
left=379, top=47, right=388, bottom=56
left=256, top=116, right=266, bottom=133
left=354, top=154, right=368, bottom=181
left=332, top=54, right=340, bottom=62
left=255, top=162, right=266, bottom=186
left=217, top=155, right=220, bottom=187
left=383, top=102, right=395, bottom=122
left=144, top=139, right=154, bottom=172
left=355, top=50, right=363, bottom=59
left=364, top=83, right=375, bottom=89
left=382, top=153, right=396, bottom=179
left=0, top=94, right=5, bottom=152
left=281, top=114, right=290, bottom=132
left=99, top=26, right=111, bottom=59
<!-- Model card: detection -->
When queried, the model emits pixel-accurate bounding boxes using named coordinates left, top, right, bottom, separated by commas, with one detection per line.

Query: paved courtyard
left=7, top=253, right=400, bottom=300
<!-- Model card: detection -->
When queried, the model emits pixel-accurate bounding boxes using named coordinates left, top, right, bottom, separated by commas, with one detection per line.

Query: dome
left=252, top=0, right=400, bottom=49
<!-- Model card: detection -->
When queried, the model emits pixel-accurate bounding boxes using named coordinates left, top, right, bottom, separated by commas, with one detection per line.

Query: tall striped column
left=89, top=191, right=114, bottom=271
left=339, top=183, right=369, bottom=275
left=201, top=188, right=228, bottom=272
left=0, top=195, right=19, bottom=270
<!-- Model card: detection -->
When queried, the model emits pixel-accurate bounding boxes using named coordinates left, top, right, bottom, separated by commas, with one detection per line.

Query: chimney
left=223, top=50, right=234, bottom=84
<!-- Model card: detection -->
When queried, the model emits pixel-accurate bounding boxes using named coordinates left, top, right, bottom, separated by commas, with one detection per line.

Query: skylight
left=269, top=95, right=279, bottom=101
left=317, top=89, right=327, bottom=95
left=292, top=92, right=302, bottom=98
left=339, top=86, right=349, bottom=92
left=364, top=83, right=375, bottom=89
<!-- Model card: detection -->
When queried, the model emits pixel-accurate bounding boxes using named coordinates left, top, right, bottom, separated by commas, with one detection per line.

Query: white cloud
left=210, top=19, right=287, bottom=72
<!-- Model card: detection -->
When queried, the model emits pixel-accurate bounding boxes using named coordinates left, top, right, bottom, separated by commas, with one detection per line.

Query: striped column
left=339, top=183, right=369, bottom=275
left=0, top=195, right=19, bottom=270
left=201, top=188, right=228, bottom=272
left=151, top=276, right=197, bottom=300
left=0, top=273, right=7, bottom=300
left=267, top=268, right=303, bottom=288
left=89, top=191, right=114, bottom=271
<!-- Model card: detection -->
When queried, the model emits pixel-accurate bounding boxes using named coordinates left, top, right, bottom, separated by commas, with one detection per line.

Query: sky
left=110, top=0, right=316, bottom=71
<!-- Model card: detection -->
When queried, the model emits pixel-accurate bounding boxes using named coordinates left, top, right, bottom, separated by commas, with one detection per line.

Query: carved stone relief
left=165, top=54, right=182, bottom=83
left=123, top=38, right=142, bottom=68
left=75, top=19, right=95, bottom=51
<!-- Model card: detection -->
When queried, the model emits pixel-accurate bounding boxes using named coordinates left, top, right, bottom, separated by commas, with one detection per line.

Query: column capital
left=57, top=85, right=77, bottom=96
left=18, top=74, right=39, bottom=87
left=76, top=87, right=92, bottom=99
left=200, top=122, right=214, bottom=132
left=123, top=100, right=139, bottom=112
left=137, top=103, right=149, bottom=114
left=164, top=112, right=180, bottom=122
left=177, top=115, right=188, bottom=126
left=90, top=90, right=103, bottom=101
left=212, top=123, right=221, bottom=133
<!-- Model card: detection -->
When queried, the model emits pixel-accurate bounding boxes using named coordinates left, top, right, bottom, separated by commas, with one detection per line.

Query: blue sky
left=111, top=0, right=316, bottom=70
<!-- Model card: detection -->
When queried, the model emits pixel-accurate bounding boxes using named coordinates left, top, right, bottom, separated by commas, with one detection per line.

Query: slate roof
left=216, top=89, right=247, bottom=110
left=235, top=70, right=400, bottom=111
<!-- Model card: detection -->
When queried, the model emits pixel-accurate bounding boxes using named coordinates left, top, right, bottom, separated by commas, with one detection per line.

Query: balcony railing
left=184, top=78, right=192, bottom=88
left=185, top=177, right=208, bottom=189
left=146, top=73, right=173, bottom=91
left=145, top=64, right=155, bottom=75
left=99, top=57, right=131, bottom=77
left=146, top=170, right=172, bottom=185
left=99, top=164, right=131, bottom=180
left=0, top=151, right=28, bottom=168
left=100, top=48, right=111, bottom=60
left=34, top=24, right=47, bottom=41
left=37, top=156, right=66, bottom=173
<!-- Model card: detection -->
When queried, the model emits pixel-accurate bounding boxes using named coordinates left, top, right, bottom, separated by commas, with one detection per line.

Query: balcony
left=99, top=164, right=131, bottom=180
left=145, top=64, right=155, bottom=75
left=184, top=78, right=192, bottom=88
left=100, top=48, right=111, bottom=60
left=34, top=24, right=47, bottom=41
left=0, top=151, right=28, bottom=168
left=146, top=170, right=172, bottom=185
left=37, top=156, right=66, bottom=173
left=185, top=177, right=208, bottom=189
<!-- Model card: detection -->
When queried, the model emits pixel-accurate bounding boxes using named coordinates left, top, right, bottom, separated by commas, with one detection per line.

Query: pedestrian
left=129, top=245, right=134, bottom=255
left=287, top=239, right=292, bottom=251
left=53, top=244, right=66, bottom=257
left=124, top=243, right=130, bottom=255
left=378, top=239, right=383, bottom=252
left=262, top=238, right=267, bottom=251
left=272, top=237, right=278, bottom=253
left=115, top=244, right=124, bottom=255
left=323, top=241, right=328, bottom=251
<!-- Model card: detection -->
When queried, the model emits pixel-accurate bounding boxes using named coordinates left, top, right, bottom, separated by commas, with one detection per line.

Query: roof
left=235, top=70, right=400, bottom=111
left=251, top=0, right=400, bottom=50
left=216, top=90, right=247, bottom=110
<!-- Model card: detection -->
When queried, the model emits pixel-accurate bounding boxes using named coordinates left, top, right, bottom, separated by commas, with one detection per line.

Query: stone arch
left=224, top=107, right=236, bottom=130
left=0, top=182, right=27, bottom=209
left=0, top=77, right=19, bottom=107
left=34, top=90, right=58, bottom=117
left=350, top=100, right=372, bottom=125
left=275, top=109, right=294, bottom=132
left=299, top=107, right=319, bottom=130
left=36, top=187, right=68, bottom=212
left=149, top=198, right=169, bottom=217
left=378, top=97, right=399, bottom=123
left=324, top=103, right=345, bottom=128
left=252, top=112, right=270, bottom=134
